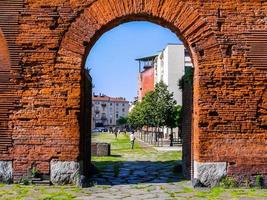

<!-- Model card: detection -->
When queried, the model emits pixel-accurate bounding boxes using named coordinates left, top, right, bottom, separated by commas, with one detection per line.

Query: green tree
left=117, top=116, right=128, bottom=126
left=127, top=81, right=179, bottom=134
left=141, top=91, right=157, bottom=127
left=166, top=105, right=182, bottom=129
left=154, top=81, right=177, bottom=128
left=127, top=102, right=144, bottom=129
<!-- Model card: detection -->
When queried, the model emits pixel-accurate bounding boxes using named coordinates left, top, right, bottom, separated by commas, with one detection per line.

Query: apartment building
left=92, top=94, right=130, bottom=129
left=136, top=44, right=193, bottom=139
left=136, top=55, right=157, bottom=101
left=154, top=44, right=193, bottom=105
left=136, top=44, right=193, bottom=105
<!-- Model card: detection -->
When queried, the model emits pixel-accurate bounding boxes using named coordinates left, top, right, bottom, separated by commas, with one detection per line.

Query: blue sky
left=85, top=21, right=181, bottom=101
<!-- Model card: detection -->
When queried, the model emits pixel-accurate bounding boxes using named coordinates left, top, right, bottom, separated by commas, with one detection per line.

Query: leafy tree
left=178, top=67, right=194, bottom=90
left=166, top=105, right=182, bottom=129
left=140, top=91, right=157, bottom=127
left=127, top=102, right=144, bottom=129
left=127, top=81, right=180, bottom=135
left=154, top=81, right=177, bottom=128
left=117, top=116, right=128, bottom=126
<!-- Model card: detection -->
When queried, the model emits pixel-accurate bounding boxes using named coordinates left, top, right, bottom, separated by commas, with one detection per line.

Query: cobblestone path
left=89, top=133, right=189, bottom=199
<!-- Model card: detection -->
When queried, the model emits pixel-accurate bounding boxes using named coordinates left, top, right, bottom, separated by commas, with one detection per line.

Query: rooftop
left=135, top=53, right=159, bottom=62
left=92, top=94, right=129, bottom=103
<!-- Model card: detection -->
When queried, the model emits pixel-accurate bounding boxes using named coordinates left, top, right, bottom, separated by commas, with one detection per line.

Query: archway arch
left=0, top=28, right=12, bottom=153
left=56, top=0, right=224, bottom=186
left=0, top=28, right=11, bottom=71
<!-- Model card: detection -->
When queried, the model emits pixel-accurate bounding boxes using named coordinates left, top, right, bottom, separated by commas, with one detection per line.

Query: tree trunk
left=170, top=127, right=173, bottom=147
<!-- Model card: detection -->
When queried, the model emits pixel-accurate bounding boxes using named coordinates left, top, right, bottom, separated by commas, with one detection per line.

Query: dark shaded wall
left=80, top=69, right=92, bottom=177
left=182, top=67, right=194, bottom=179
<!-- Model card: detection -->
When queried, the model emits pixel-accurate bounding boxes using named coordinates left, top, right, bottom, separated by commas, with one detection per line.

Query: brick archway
left=56, top=0, right=224, bottom=186
left=0, top=0, right=265, bottom=186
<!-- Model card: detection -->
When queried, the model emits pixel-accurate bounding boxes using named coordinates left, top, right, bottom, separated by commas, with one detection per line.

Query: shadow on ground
left=91, top=160, right=185, bottom=186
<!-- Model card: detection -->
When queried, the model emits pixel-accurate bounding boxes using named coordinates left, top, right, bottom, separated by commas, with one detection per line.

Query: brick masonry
left=0, top=0, right=266, bottom=184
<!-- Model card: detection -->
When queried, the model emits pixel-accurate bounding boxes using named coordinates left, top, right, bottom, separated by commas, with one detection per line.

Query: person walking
left=114, top=129, right=118, bottom=139
left=130, top=131, right=135, bottom=150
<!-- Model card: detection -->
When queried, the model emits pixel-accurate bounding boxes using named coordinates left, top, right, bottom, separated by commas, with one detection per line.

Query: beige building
left=92, top=94, right=130, bottom=129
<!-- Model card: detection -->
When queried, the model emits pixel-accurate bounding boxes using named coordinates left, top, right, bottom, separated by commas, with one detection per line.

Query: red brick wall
left=0, top=0, right=23, bottom=164
left=0, top=29, right=12, bottom=153
left=139, top=67, right=155, bottom=100
left=0, top=0, right=265, bottom=182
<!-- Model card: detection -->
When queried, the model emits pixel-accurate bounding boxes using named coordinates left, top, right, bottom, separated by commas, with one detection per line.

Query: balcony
left=101, top=116, right=108, bottom=121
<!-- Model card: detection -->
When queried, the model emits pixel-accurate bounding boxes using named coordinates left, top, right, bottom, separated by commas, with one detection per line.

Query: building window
left=110, top=103, right=112, bottom=106
left=122, top=103, right=125, bottom=106
left=116, top=103, right=118, bottom=106
left=110, top=119, right=112, bottom=124
left=122, top=108, right=125, bottom=112
left=116, top=114, right=119, bottom=118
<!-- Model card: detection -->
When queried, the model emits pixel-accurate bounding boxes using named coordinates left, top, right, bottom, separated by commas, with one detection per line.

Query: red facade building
left=138, top=66, right=155, bottom=101
left=136, top=55, right=157, bottom=101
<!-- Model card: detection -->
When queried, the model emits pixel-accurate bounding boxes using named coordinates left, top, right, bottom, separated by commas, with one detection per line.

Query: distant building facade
left=136, top=44, right=193, bottom=105
left=92, top=94, right=130, bottom=128
left=154, top=44, right=193, bottom=105
left=136, top=55, right=157, bottom=101
left=136, top=44, right=193, bottom=139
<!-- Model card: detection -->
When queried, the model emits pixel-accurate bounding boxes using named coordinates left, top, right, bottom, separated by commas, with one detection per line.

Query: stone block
left=91, top=143, right=110, bottom=156
left=50, top=160, right=82, bottom=185
left=193, top=161, right=227, bottom=187
left=0, top=161, right=12, bottom=183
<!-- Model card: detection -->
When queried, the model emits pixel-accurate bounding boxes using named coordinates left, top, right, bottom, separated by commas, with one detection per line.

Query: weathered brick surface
left=0, top=0, right=266, bottom=182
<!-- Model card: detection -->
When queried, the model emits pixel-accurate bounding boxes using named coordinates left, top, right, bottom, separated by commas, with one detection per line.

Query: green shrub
left=31, top=167, right=39, bottom=177
left=219, top=176, right=237, bottom=188
left=255, top=175, right=263, bottom=188
left=20, top=178, right=30, bottom=185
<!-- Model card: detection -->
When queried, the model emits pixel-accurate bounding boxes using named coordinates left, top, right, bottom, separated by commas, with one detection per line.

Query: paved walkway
left=136, top=137, right=183, bottom=152
left=154, top=146, right=182, bottom=151
left=90, top=154, right=192, bottom=199
left=91, top=156, right=181, bottom=186
left=89, top=134, right=192, bottom=199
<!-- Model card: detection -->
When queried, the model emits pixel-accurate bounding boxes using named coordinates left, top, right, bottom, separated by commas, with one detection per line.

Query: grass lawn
left=91, top=132, right=182, bottom=170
